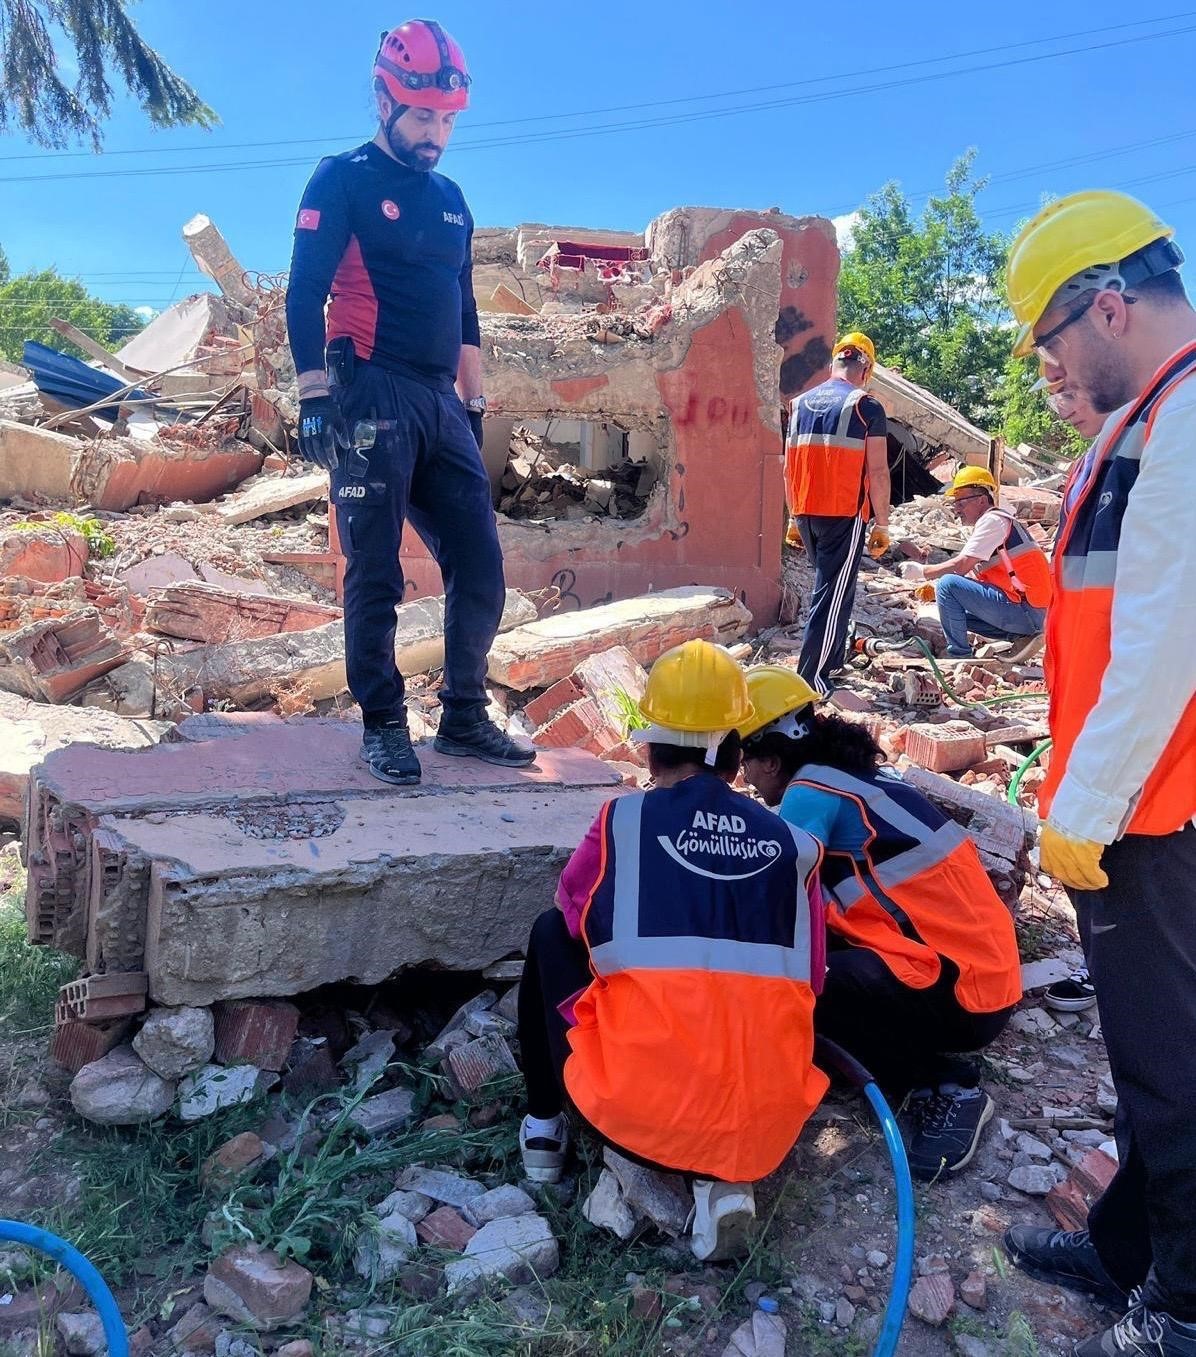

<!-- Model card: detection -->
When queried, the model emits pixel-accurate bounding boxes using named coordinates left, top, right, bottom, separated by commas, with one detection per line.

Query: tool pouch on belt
left=326, top=335, right=356, bottom=390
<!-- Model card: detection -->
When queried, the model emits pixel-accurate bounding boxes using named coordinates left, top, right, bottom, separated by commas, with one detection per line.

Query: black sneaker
left=906, top=1085, right=994, bottom=1180
left=1074, top=1290, right=1196, bottom=1355
left=1045, top=967, right=1097, bottom=1013
left=360, top=720, right=421, bottom=785
left=435, top=714, right=536, bottom=767
left=1004, top=1225, right=1128, bottom=1308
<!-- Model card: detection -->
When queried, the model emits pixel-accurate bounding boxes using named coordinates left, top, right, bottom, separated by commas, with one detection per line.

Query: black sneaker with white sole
left=361, top=720, right=421, bottom=785
left=1045, top=967, right=1097, bottom=1013
left=1004, top=1225, right=1128, bottom=1309
left=906, top=1085, right=994, bottom=1180
left=1074, top=1291, right=1196, bottom=1355
left=435, top=713, right=536, bottom=767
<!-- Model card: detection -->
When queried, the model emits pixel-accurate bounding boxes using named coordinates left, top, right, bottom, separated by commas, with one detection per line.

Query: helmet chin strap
left=385, top=101, right=409, bottom=144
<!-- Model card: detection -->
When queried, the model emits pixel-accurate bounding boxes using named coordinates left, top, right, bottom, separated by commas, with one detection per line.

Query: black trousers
left=331, top=361, right=506, bottom=727
left=796, top=513, right=867, bottom=698
left=517, top=908, right=592, bottom=1119
left=814, top=945, right=1013, bottom=1098
left=1075, top=825, right=1196, bottom=1321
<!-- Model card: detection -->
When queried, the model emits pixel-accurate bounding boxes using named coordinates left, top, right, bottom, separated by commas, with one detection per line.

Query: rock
left=835, top=1297, right=856, bottom=1327
left=337, top=1309, right=391, bottom=1344
left=396, top=1166, right=486, bottom=1210
left=464, top=1184, right=536, bottom=1226
left=1015, top=1133, right=1053, bottom=1161
left=69, top=1045, right=175, bottom=1125
left=374, top=1189, right=433, bottom=1224
left=349, top=1086, right=416, bottom=1137
left=630, top=1284, right=663, bottom=1322
left=603, top=1146, right=691, bottom=1237
left=178, top=1064, right=261, bottom=1121
left=424, top=991, right=497, bottom=1063
left=1098, top=1071, right=1118, bottom=1114
left=444, top=1214, right=559, bottom=1294
left=954, top=1337, right=994, bottom=1357
left=1009, top=1007, right=1059, bottom=1038
left=167, top=1300, right=222, bottom=1353
left=818, top=1301, right=836, bottom=1323
left=979, top=1181, right=1003, bottom=1201
left=200, top=1132, right=265, bottom=1192
left=213, top=1336, right=257, bottom=1357
left=908, top=1273, right=955, bottom=1326
left=1009, top=1164, right=1057, bottom=1195
left=582, top=1168, right=640, bottom=1240
left=866, top=1250, right=889, bottom=1269
left=420, top=1113, right=460, bottom=1133
left=354, top=1209, right=418, bottom=1282
left=203, top=1246, right=312, bottom=1330
left=960, top=1270, right=988, bottom=1311
left=275, top=1342, right=314, bottom=1357
left=721, top=1312, right=786, bottom=1357
left=56, top=1311, right=107, bottom=1356
left=339, top=1029, right=396, bottom=1093
left=415, top=1206, right=478, bottom=1252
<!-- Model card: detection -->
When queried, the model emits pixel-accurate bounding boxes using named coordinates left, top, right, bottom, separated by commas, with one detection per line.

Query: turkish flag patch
left=296, top=209, right=321, bottom=230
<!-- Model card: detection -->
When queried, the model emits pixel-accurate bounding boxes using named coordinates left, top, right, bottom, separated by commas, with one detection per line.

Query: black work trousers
left=517, top=908, right=592, bottom=1119
left=331, top=361, right=506, bottom=727
left=1075, top=825, right=1196, bottom=1322
left=796, top=513, right=867, bottom=698
left=814, top=945, right=1013, bottom=1099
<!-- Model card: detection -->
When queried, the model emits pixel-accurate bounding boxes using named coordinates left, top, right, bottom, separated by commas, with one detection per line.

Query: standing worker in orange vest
left=998, top=190, right=1196, bottom=1357
left=515, top=641, right=828, bottom=1261
left=784, top=333, right=892, bottom=698
left=898, top=466, right=1051, bottom=660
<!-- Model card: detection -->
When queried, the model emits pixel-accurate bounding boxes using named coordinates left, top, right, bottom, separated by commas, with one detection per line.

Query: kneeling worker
left=899, top=467, right=1051, bottom=660
left=739, top=666, right=1022, bottom=1180
left=516, top=641, right=828, bottom=1260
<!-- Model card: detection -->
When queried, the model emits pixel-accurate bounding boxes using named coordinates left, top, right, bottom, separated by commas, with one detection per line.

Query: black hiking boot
left=360, top=719, right=421, bottom=785
left=435, top=712, right=536, bottom=767
left=1004, top=1225, right=1128, bottom=1309
left=906, top=1085, right=994, bottom=1180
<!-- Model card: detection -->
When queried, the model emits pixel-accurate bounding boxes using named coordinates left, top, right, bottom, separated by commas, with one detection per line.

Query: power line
left=0, top=11, right=1189, bottom=165
left=1, top=19, right=1194, bottom=185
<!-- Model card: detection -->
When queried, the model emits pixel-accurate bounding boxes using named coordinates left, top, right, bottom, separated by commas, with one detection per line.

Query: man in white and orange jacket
left=999, top=190, right=1196, bottom=1357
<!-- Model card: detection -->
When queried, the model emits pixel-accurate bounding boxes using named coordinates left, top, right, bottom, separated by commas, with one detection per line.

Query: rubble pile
left=496, top=431, right=655, bottom=522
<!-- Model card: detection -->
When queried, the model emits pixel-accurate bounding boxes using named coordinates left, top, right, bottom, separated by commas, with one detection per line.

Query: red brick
left=56, top=972, right=147, bottom=1023
left=415, top=1206, right=477, bottom=1252
left=522, top=676, right=584, bottom=728
left=534, top=697, right=606, bottom=750
left=213, top=999, right=300, bottom=1071
left=1074, top=1149, right=1117, bottom=1198
left=51, top=1017, right=132, bottom=1073
left=905, top=721, right=987, bottom=774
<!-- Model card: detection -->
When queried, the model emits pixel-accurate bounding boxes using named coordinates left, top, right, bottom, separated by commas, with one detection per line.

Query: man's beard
left=1082, top=345, right=1137, bottom=415
left=387, top=124, right=441, bottom=171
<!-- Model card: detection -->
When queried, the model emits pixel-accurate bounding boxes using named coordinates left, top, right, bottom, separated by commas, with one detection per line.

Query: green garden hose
left=1007, top=739, right=1054, bottom=805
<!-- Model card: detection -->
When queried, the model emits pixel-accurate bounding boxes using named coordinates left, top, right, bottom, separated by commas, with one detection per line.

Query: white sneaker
left=520, top=1114, right=569, bottom=1184
left=689, top=1179, right=756, bottom=1262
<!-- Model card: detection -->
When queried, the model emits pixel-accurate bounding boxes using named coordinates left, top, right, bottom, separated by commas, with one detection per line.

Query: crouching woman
left=738, top=667, right=1022, bottom=1181
left=516, top=641, right=828, bottom=1260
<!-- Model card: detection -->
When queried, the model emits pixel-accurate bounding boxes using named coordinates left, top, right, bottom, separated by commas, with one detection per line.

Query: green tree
left=838, top=151, right=1011, bottom=430
left=999, top=354, right=1088, bottom=457
left=0, top=267, right=144, bottom=364
left=0, top=0, right=216, bottom=148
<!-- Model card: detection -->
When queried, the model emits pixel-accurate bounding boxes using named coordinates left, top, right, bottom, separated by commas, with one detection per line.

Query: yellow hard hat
left=832, top=331, right=876, bottom=367
left=1007, top=190, right=1178, bottom=357
left=738, top=666, right=819, bottom=741
left=638, top=639, right=753, bottom=734
left=945, top=466, right=998, bottom=499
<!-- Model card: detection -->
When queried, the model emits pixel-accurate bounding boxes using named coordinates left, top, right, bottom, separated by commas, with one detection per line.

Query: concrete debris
left=144, top=581, right=342, bottom=644
left=373, top=1190, right=434, bottom=1225
left=340, top=1028, right=397, bottom=1092
left=0, top=608, right=128, bottom=703
left=177, top=1064, right=262, bottom=1121
left=204, top=471, right=329, bottom=526
left=68, top=1044, right=175, bottom=1125
left=603, top=1146, right=692, bottom=1237
left=1008, top=1163, right=1061, bottom=1196
left=203, top=1245, right=312, bottom=1331
left=463, top=1185, right=536, bottom=1226
left=721, top=1312, right=787, bottom=1357
left=353, top=1209, right=418, bottom=1282
left=348, top=1087, right=417, bottom=1138
left=424, top=991, right=497, bottom=1063
left=581, top=1168, right=640, bottom=1241
left=488, top=586, right=752, bottom=690
left=55, top=1311, right=107, bottom=1357
left=132, top=1004, right=215, bottom=1079
left=443, top=1213, right=560, bottom=1294
left=396, top=1168, right=487, bottom=1211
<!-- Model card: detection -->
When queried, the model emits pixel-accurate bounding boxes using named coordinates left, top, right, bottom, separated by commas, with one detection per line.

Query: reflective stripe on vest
left=587, top=793, right=817, bottom=982
left=1040, top=340, right=1196, bottom=836
left=786, top=382, right=870, bottom=518
left=974, top=511, right=1052, bottom=608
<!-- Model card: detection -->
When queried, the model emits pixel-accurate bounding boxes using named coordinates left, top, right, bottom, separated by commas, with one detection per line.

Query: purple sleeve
left=554, top=814, right=604, bottom=940
left=285, top=158, right=351, bottom=375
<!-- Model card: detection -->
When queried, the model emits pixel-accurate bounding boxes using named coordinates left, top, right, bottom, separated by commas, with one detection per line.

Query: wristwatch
left=465, top=395, right=487, bottom=413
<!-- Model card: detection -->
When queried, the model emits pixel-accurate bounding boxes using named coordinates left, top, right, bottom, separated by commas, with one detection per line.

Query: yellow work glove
left=1039, top=824, right=1109, bottom=891
left=867, top=525, right=891, bottom=559
left=913, top=583, right=936, bottom=603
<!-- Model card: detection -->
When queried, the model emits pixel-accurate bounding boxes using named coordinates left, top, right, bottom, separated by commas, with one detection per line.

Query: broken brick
left=213, top=999, right=300, bottom=1072
left=533, top=697, right=622, bottom=756
left=0, top=527, right=88, bottom=585
left=51, top=1016, right=132, bottom=1074
left=444, top=1033, right=519, bottom=1095
left=56, top=972, right=147, bottom=1023
left=572, top=645, right=648, bottom=735
left=905, top=720, right=988, bottom=774
left=415, top=1206, right=478, bottom=1252
left=522, top=675, right=584, bottom=728
left=144, top=581, right=342, bottom=645
left=0, top=609, right=128, bottom=703
left=201, top=1131, right=266, bottom=1192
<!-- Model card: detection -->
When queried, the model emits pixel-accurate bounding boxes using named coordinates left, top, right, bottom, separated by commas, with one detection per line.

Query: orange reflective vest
left=973, top=510, right=1052, bottom=609
left=785, top=378, right=876, bottom=519
left=788, top=765, right=1022, bottom=1015
left=565, top=774, right=828, bottom=1182
left=1039, top=341, right=1196, bottom=837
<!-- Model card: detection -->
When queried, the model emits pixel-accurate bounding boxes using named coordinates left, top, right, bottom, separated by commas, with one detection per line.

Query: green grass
left=1006, top=1310, right=1042, bottom=1356
left=0, top=883, right=78, bottom=1035
left=10, top=511, right=116, bottom=559
left=609, top=687, right=649, bottom=737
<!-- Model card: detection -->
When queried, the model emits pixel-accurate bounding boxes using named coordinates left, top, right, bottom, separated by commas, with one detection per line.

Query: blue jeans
left=935, top=574, right=1045, bottom=657
left=331, top=362, right=506, bottom=726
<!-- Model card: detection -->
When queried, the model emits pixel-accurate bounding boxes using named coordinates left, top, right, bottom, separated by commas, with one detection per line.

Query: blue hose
left=815, top=1040, right=916, bottom=1357
left=0, top=1221, right=127, bottom=1357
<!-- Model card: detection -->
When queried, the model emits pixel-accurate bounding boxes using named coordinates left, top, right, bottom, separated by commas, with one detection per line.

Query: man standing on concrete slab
left=784, top=332, right=891, bottom=697
left=898, top=467, right=1050, bottom=660
left=285, top=19, right=533, bottom=785
left=997, top=190, right=1196, bottom=1357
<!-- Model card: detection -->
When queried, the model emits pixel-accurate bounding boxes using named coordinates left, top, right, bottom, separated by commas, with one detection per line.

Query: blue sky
left=1, top=1, right=1194, bottom=318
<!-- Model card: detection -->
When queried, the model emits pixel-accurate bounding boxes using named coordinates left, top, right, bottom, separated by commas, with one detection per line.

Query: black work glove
left=467, top=408, right=484, bottom=450
left=298, top=395, right=349, bottom=471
